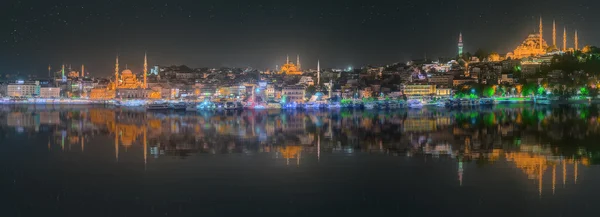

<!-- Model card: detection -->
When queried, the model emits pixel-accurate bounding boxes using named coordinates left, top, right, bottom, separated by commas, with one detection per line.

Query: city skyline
left=2, top=0, right=599, bottom=76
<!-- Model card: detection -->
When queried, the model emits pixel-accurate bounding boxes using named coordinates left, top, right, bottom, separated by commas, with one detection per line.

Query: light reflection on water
left=1, top=104, right=599, bottom=216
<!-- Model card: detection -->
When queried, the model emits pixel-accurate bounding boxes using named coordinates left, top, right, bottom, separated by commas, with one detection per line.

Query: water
left=1, top=104, right=599, bottom=217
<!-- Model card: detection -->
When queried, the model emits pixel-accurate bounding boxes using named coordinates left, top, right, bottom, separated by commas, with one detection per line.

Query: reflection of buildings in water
left=278, top=146, right=303, bottom=166
left=504, top=144, right=586, bottom=196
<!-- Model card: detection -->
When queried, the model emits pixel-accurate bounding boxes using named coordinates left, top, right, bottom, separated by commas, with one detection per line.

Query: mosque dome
left=121, top=69, right=133, bottom=75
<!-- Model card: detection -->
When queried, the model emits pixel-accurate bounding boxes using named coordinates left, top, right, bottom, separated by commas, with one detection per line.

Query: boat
left=185, top=103, right=198, bottom=112
left=267, top=102, right=282, bottom=109
left=225, top=102, right=239, bottom=110
left=535, top=97, right=551, bottom=105
left=364, top=102, right=377, bottom=110
left=435, top=101, right=446, bottom=107
left=479, top=98, right=495, bottom=106
left=407, top=99, right=423, bottom=108
left=170, top=102, right=187, bottom=110
left=146, top=101, right=169, bottom=110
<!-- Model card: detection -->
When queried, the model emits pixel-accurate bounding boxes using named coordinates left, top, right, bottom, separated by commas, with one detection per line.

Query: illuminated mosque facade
left=278, top=55, right=303, bottom=75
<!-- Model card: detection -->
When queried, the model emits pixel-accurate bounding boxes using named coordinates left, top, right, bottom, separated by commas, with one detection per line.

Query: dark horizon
left=2, top=0, right=598, bottom=76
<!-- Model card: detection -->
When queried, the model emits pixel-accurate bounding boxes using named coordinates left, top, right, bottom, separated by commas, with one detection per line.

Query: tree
left=474, top=48, right=489, bottom=61
left=305, top=85, right=316, bottom=97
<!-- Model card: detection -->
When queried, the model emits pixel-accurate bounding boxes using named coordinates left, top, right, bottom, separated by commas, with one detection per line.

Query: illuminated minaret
left=552, top=20, right=556, bottom=47
left=563, top=27, right=567, bottom=52
left=48, top=65, right=51, bottom=79
left=539, top=16, right=543, bottom=50
left=115, top=55, right=119, bottom=85
left=574, top=30, right=579, bottom=51
left=317, top=59, right=320, bottom=85
left=458, top=32, right=463, bottom=57
left=286, top=55, right=289, bottom=64
left=297, top=55, right=301, bottom=70
left=61, top=64, right=65, bottom=79
left=81, top=64, right=84, bottom=78
left=143, top=52, right=148, bottom=88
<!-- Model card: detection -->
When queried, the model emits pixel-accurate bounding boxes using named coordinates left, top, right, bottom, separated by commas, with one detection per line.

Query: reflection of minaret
left=574, top=30, right=579, bottom=51
left=538, top=159, right=543, bottom=197
left=574, top=162, right=578, bottom=184
left=143, top=52, right=148, bottom=88
left=563, top=27, right=567, bottom=52
left=115, top=130, right=119, bottom=162
left=458, top=160, right=463, bottom=186
left=552, top=20, right=556, bottom=47
left=143, top=126, right=147, bottom=170
left=296, top=55, right=301, bottom=70
left=317, top=133, right=320, bottom=162
left=562, top=161, right=566, bottom=186
left=552, top=165, right=556, bottom=195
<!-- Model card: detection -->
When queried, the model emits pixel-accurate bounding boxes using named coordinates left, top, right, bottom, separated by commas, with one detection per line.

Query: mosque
left=90, top=53, right=160, bottom=99
left=459, top=17, right=582, bottom=61
left=506, top=17, right=580, bottom=60
left=278, top=55, right=303, bottom=75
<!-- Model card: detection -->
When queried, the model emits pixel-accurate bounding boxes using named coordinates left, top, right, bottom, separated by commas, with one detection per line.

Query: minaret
left=552, top=20, right=556, bottom=47
left=81, top=65, right=84, bottom=78
left=115, top=55, right=119, bottom=84
left=539, top=16, right=543, bottom=50
left=48, top=65, right=51, bottom=79
left=286, top=55, right=289, bottom=64
left=61, top=64, right=65, bottom=79
left=297, top=55, right=301, bottom=70
left=317, top=60, right=320, bottom=86
left=563, top=27, right=567, bottom=52
left=575, top=30, right=579, bottom=50
left=143, top=52, right=148, bottom=88
left=458, top=32, right=463, bottom=57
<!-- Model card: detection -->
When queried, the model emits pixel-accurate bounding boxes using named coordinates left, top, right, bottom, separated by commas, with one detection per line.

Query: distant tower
left=458, top=32, right=463, bottom=57
left=297, top=55, right=301, bottom=70
left=563, top=27, right=567, bottom=52
left=575, top=30, right=579, bottom=50
left=143, top=52, right=148, bottom=88
left=61, top=64, right=65, bottom=78
left=48, top=65, right=51, bottom=79
left=81, top=65, right=85, bottom=78
left=317, top=60, right=320, bottom=85
left=552, top=20, right=556, bottom=47
left=115, top=55, right=119, bottom=84
left=539, top=16, right=543, bottom=50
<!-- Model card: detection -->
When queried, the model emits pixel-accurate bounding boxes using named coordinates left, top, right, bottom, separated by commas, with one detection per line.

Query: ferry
left=225, top=102, right=239, bottom=110
left=170, top=102, right=187, bottom=110
left=146, top=101, right=169, bottom=110
left=267, top=102, right=282, bottom=109
left=185, top=103, right=198, bottom=112
left=479, top=98, right=495, bottom=106
left=535, top=97, right=552, bottom=105
left=407, top=99, right=424, bottom=109
left=364, top=102, right=377, bottom=110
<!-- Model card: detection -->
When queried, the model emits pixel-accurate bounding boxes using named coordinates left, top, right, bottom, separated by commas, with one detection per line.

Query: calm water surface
left=1, top=105, right=599, bottom=217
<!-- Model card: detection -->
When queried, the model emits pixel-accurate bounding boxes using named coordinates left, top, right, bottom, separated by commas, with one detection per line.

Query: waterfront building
left=7, top=81, right=40, bottom=97
left=452, top=78, right=477, bottom=87
left=282, top=85, right=306, bottom=103
left=40, top=87, right=60, bottom=98
left=402, top=84, right=436, bottom=96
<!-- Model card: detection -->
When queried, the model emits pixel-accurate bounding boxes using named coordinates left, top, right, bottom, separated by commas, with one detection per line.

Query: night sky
left=2, top=0, right=598, bottom=76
